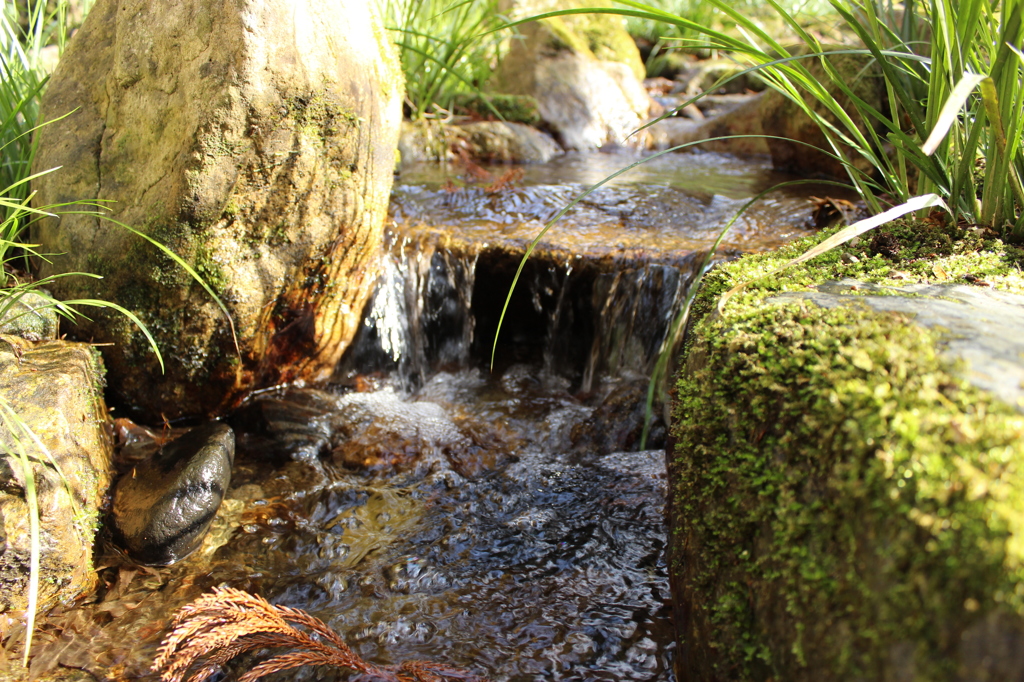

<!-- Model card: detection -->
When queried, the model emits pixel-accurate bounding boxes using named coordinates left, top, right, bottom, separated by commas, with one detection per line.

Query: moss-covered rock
left=0, top=291, right=59, bottom=341
left=669, top=223, right=1024, bottom=681
left=495, top=0, right=654, bottom=150
left=0, top=337, right=113, bottom=612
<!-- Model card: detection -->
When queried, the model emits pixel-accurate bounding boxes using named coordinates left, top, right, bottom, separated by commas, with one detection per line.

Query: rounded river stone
left=112, top=422, right=235, bottom=565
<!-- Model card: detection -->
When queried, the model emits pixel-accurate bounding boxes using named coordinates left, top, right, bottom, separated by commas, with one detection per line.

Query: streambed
left=22, top=150, right=836, bottom=681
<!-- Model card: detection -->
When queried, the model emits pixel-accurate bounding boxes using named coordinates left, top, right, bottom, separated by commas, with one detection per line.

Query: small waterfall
left=340, top=232, right=478, bottom=388
left=339, top=151, right=831, bottom=391
left=578, top=262, right=698, bottom=393
left=339, top=229, right=705, bottom=392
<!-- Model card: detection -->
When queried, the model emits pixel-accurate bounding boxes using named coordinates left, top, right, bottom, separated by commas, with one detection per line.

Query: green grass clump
left=376, top=0, right=511, bottom=121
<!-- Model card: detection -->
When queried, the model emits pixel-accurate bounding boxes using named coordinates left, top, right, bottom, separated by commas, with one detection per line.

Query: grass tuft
left=377, top=0, right=511, bottom=121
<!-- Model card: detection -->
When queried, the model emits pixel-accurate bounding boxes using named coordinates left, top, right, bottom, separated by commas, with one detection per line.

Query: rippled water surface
left=390, top=150, right=834, bottom=257
left=28, top=369, right=673, bottom=681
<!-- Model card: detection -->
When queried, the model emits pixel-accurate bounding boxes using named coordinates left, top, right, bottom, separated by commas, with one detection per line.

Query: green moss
left=672, top=222, right=1024, bottom=680
left=540, top=7, right=645, bottom=81
left=285, top=91, right=359, bottom=145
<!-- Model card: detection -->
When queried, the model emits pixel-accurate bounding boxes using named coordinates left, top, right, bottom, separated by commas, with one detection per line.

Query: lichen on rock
left=669, top=223, right=1024, bottom=680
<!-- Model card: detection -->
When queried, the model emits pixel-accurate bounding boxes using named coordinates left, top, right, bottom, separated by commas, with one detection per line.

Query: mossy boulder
left=495, top=0, right=654, bottom=150
left=0, top=337, right=113, bottom=611
left=669, top=223, right=1024, bottom=681
left=31, top=0, right=403, bottom=420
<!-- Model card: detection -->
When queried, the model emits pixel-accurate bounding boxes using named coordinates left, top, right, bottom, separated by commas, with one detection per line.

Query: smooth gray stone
left=112, top=422, right=234, bottom=565
left=770, top=279, right=1024, bottom=411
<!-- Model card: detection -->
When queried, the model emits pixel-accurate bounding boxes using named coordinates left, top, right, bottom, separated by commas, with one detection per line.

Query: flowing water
left=19, top=151, right=837, bottom=681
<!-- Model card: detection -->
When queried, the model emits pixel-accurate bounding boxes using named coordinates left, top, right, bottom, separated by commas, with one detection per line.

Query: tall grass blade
left=921, top=73, right=987, bottom=155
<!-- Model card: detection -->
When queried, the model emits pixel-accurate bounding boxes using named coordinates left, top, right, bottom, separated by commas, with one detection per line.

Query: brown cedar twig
left=152, top=587, right=489, bottom=682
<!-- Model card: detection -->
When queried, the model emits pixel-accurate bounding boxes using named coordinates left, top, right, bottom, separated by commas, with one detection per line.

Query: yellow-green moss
left=539, top=6, right=645, bottom=81
left=285, top=91, right=359, bottom=146
left=671, top=223, right=1024, bottom=680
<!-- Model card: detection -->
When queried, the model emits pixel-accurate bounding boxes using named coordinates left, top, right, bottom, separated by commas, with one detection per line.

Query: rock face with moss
left=31, top=0, right=403, bottom=419
left=495, top=0, right=654, bottom=150
left=669, top=223, right=1024, bottom=680
left=0, top=336, right=113, bottom=611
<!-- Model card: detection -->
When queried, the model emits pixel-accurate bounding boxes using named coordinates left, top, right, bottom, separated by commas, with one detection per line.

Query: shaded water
left=19, top=151, right=836, bottom=681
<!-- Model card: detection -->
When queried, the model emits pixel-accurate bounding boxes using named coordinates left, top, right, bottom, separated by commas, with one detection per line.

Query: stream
left=23, top=150, right=832, bottom=681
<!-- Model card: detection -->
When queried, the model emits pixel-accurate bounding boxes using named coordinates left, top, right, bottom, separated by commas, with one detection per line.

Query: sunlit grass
left=376, top=0, right=511, bottom=121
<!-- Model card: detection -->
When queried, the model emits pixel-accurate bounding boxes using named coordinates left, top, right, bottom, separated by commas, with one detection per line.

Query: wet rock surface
left=112, top=422, right=235, bottom=566
left=0, top=337, right=113, bottom=611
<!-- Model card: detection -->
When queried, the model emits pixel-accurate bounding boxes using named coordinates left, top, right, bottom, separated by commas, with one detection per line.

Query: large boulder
left=495, top=0, right=654, bottom=150
left=669, top=223, right=1024, bottom=680
left=0, top=336, right=113, bottom=611
left=31, top=0, right=403, bottom=419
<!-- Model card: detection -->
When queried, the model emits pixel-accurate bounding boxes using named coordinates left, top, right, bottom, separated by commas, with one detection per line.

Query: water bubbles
left=384, top=556, right=434, bottom=593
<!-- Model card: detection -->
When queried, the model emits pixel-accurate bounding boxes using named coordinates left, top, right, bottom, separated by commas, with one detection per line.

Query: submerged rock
left=112, top=422, right=235, bottom=566
left=397, top=119, right=562, bottom=166
left=0, top=336, right=113, bottom=611
left=571, top=378, right=666, bottom=454
left=669, top=229, right=1024, bottom=681
left=330, top=387, right=517, bottom=478
left=31, top=0, right=403, bottom=419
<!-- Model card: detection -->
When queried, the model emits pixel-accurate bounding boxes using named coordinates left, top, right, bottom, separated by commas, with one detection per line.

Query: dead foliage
left=152, top=586, right=489, bottom=682
left=483, top=168, right=524, bottom=194
left=442, top=147, right=524, bottom=194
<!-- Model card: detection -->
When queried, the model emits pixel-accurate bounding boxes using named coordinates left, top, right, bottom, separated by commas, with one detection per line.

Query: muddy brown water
left=15, top=150, right=839, bottom=681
